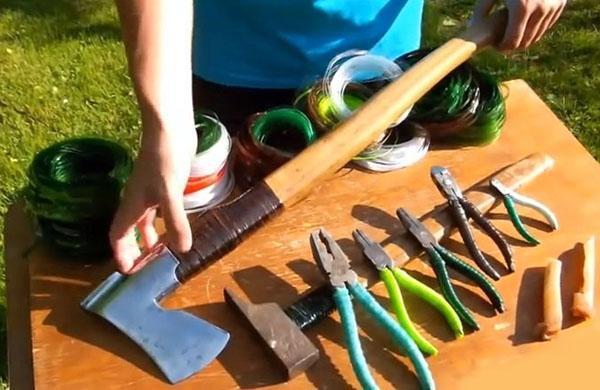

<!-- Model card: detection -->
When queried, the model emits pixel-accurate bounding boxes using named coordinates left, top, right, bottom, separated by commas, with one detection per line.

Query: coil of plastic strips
left=353, top=121, right=430, bottom=172
left=398, top=48, right=506, bottom=145
left=235, top=107, right=317, bottom=187
left=25, top=138, right=132, bottom=257
left=322, top=49, right=411, bottom=125
left=295, top=50, right=429, bottom=172
left=183, top=113, right=235, bottom=213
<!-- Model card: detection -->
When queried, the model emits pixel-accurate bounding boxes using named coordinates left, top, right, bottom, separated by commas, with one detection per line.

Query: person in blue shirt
left=110, top=0, right=565, bottom=273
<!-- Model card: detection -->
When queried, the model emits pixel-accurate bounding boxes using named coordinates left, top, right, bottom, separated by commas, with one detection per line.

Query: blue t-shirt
left=192, top=0, right=424, bottom=88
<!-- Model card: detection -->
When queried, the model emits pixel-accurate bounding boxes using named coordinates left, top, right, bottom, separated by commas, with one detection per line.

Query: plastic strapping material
left=398, top=48, right=506, bottom=145
left=183, top=112, right=234, bottom=213
left=353, top=121, right=430, bottom=172
left=323, top=49, right=410, bottom=124
left=283, top=284, right=336, bottom=330
left=235, top=107, right=316, bottom=187
left=25, top=138, right=132, bottom=257
left=189, top=112, right=232, bottom=178
left=296, top=50, right=428, bottom=172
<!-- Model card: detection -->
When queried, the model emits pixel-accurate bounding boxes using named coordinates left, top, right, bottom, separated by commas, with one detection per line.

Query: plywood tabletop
left=5, top=80, right=600, bottom=389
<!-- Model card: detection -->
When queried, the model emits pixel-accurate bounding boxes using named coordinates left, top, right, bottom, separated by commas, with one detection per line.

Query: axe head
left=81, top=246, right=230, bottom=384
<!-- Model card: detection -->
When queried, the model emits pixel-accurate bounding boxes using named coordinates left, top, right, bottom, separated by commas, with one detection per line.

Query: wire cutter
left=352, top=229, right=464, bottom=356
left=396, top=208, right=505, bottom=331
left=490, top=178, right=558, bottom=245
left=310, top=228, right=435, bottom=390
left=431, top=166, right=513, bottom=280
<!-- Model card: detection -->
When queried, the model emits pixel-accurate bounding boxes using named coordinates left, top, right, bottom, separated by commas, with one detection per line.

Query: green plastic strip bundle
left=250, top=107, right=317, bottom=155
left=235, top=107, right=317, bottom=186
left=295, top=83, right=369, bottom=133
left=26, top=138, right=132, bottom=257
left=195, top=111, right=222, bottom=154
left=398, top=48, right=506, bottom=145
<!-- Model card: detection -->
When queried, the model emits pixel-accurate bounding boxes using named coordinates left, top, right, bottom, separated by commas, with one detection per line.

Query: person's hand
left=109, top=123, right=197, bottom=273
left=474, top=0, right=566, bottom=50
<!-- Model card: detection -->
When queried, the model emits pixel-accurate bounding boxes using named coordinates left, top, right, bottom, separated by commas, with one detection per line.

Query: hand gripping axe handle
left=81, top=11, right=507, bottom=384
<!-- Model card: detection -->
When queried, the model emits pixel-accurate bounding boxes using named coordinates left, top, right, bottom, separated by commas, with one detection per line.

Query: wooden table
left=5, top=80, right=600, bottom=389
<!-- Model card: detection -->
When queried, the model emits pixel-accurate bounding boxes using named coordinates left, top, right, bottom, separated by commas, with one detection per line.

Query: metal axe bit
left=81, top=245, right=230, bottom=384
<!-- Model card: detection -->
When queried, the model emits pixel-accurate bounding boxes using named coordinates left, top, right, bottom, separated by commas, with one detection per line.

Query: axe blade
left=81, top=247, right=230, bottom=384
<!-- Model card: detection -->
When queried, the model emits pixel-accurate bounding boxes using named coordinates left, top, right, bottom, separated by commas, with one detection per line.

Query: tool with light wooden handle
left=81, top=12, right=509, bottom=383
left=173, top=10, right=508, bottom=281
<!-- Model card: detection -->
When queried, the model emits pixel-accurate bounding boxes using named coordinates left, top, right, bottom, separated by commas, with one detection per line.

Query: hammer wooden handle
left=265, top=11, right=507, bottom=206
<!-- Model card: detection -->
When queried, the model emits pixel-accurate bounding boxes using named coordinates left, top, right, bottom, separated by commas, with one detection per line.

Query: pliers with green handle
left=310, top=228, right=435, bottom=390
left=396, top=208, right=505, bottom=331
left=489, top=178, right=558, bottom=245
left=352, top=229, right=464, bottom=357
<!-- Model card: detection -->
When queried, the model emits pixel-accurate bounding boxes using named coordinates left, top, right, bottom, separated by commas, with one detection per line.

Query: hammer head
left=81, top=246, right=230, bottom=384
left=224, top=288, right=320, bottom=379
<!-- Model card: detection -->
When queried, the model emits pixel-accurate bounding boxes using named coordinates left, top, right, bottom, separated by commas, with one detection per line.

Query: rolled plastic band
left=184, top=113, right=234, bottom=212
left=353, top=122, right=430, bottom=172
left=323, top=50, right=412, bottom=124
left=189, top=113, right=232, bottom=178
left=184, top=164, right=228, bottom=195
left=183, top=168, right=235, bottom=213
left=301, top=82, right=370, bottom=133
left=235, top=107, right=316, bottom=186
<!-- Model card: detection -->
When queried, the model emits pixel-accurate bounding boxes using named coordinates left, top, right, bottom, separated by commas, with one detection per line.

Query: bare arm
left=110, top=0, right=196, bottom=273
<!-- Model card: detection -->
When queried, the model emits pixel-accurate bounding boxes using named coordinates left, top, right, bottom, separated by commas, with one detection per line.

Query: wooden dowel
left=537, top=259, right=563, bottom=340
left=572, top=236, right=596, bottom=319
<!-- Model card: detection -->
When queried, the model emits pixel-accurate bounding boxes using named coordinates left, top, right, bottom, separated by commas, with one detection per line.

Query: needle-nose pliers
left=352, top=229, right=464, bottom=356
left=396, top=208, right=505, bottom=331
left=310, top=228, right=435, bottom=390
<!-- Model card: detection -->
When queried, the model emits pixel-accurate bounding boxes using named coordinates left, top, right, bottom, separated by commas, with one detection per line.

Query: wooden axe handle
left=265, top=11, right=507, bottom=206
left=174, top=11, right=507, bottom=281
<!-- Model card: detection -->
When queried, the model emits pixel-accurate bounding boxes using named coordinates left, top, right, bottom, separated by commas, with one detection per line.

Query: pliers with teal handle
left=396, top=208, right=505, bottom=331
left=352, top=229, right=464, bottom=356
left=489, top=178, right=558, bottom=245
left=310, top=228, right=435, bottom=390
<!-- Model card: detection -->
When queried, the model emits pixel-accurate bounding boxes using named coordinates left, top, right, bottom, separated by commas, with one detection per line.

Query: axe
left=81, top=12, right=508, bottom=384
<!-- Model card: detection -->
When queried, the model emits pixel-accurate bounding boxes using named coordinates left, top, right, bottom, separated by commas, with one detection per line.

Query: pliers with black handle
left=431, top=166, right=514, bottom=280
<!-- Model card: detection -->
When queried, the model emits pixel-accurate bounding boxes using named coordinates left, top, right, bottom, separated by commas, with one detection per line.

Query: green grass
left=0, top=0, right=598, bottom=384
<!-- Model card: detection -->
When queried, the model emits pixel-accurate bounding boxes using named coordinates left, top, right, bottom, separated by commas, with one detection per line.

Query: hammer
left=81, top=12, right=508, bottom=384
left=224, top=285, right=335, bottom=379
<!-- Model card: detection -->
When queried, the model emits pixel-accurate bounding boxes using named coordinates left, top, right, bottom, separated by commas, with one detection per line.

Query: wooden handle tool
left=175, top=10, right=508, bottom=281
left=265, top=11, right=508, bottom=206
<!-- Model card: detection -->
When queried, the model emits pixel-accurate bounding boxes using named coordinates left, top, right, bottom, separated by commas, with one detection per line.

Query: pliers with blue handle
left=431, top=166, right=514, bottom=280
left=310, top=228, right=435, bottom=390
left=490, top=178, right=558, bottom=245
left=396, top=208, right=505, bottom=331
